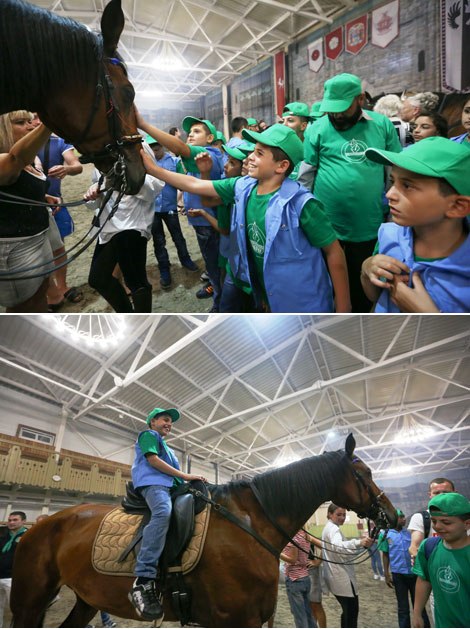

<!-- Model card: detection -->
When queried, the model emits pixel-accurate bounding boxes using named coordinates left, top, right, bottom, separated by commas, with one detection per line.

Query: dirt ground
left=45, top=164, right=213, bottom=314
left=4, top=558, right=405, bottom=628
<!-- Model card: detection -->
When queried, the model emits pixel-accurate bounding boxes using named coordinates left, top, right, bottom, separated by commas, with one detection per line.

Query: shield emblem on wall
left=308, top=38, right=324, bottom=72
left=371, top=0, right=400, bottom=48
left=345, top=15, right=368, bottom=55
left=325, top=26, right=344, bottom=60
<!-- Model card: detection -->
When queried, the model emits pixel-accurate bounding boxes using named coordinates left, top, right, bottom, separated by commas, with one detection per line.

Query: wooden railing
left=0, top=433, right=131, bottom=497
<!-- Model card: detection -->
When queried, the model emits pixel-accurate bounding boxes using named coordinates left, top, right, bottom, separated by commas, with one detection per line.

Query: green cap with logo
left=216, top=130, right=227, bottom=143
left=242, top=125, right=304, bottom=166
left=223, top=144, right=246, bottom=161
left=396, top=509, right=405, bottom=517
left=428, top=492, right=470, bottom=517
left=146, top=407, right=180, bottom=426
left=247, top=117, right=258, bottom=126
left=365, top=137, right=470, bottom=196
left=282, top=102, right=311, bottom=120
left=320, top=73, right=363, bottom=113
left=182, top=116, right=217, bottom=140
left=237, top=140, right=255, bottom=156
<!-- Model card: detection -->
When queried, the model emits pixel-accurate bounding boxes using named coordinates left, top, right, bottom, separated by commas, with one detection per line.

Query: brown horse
left=10, top=434, right=397, bottom=627
left=0, top=0, right=145, bottom=194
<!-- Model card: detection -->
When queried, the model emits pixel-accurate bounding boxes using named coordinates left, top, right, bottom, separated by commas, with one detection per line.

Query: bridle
left=75, top=56, right=142, bottom=193
left=350, top=456, right=387, bottom=536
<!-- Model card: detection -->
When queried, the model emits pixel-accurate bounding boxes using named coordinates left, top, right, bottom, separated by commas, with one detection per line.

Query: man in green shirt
left=412, top=492, right=470, bottom=628
left=300, top=73, right=401, bottom=312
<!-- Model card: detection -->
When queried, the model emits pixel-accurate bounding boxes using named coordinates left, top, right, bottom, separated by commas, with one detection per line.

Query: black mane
left=212, top=449, right=347, bottom=524
left=0, top=0, right=103, bottom=113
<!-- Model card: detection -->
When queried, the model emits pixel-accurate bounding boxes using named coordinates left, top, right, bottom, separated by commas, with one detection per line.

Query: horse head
left=43, top=0, right=145, bottom=195
left=332, top=434, right=397, bottom=530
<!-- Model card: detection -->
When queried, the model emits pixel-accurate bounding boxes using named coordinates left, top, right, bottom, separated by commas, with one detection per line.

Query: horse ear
left=101, top=0, right=125, bottom=57
left=345, top=433, right=356, bottom=458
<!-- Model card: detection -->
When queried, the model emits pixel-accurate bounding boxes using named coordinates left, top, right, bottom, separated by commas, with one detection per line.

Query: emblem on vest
left=340, top=138, right=368, bottom=163
left=437, top=565, right=460, bottom=593
left=248, top=221, right=266, bottom=256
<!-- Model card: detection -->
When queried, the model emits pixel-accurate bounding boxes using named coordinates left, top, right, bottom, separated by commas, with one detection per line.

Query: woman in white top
left=84, top=142, right=164, bottom=312
left=321, top=503, right=373, bottom=628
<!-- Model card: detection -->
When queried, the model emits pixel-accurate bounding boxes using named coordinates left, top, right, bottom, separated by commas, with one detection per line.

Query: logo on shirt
left=340, top=138, right=368, bottom=163
left=437, top=565, right=460, bottom=593
left=248, top=221, right=266, bottom=257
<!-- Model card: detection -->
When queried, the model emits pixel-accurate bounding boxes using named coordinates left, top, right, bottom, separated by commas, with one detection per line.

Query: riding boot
left=131, top=287, right=153, bottom=312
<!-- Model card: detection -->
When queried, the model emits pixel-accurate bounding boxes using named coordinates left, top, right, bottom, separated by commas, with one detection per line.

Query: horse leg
left=59, top=595, right=97, bottom=628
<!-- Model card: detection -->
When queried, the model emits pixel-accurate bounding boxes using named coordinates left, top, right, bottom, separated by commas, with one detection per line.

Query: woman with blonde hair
left=0, top=111, right=58, bottom=312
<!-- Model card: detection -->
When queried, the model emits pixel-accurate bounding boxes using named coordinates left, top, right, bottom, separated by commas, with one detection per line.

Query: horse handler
left=128, top=407, right=207, bottom=621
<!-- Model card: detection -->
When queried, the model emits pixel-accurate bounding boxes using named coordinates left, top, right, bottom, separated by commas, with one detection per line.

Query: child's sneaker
left=180, top=257, right=198, bottom=272
left=196, top=283, right=213, bottom=299
left=159, top=268, right=171, bottom=289
left=200, top=271, right=209, bottom=282
left=128, top=578, right=163, bottom=621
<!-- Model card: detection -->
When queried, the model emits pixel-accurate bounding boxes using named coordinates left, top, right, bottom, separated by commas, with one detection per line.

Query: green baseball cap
left=146, top=407, right=180, bottom=425
left=310, top=101, right=324, bottom=119
left=223, top=144, right=246, bottom=161
left=396, top=509, right=405, bottom=517
left=247, top=117, right=258, bottom=126
left=242, top=125, right=304, bottom=166
left=428, top=492, right=470, bottom=517
left=216, top=131, right=227, bottom=143
left=365, top=137, right=470, bottom=196
left=282, top=102, right=311, bottom=120
left=144, top=133, right=159, bottom=145
left=320, top=73, right=363, bottom=113
left=182, top=116, right=217, bottom=140
left=237, top=140, right=255, bottom=156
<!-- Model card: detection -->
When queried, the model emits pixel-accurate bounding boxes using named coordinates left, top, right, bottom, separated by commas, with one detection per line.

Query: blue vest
left=383, top=529, right=413, bottom=575
left=229, top=176, right=334, bottom=313
left=375, top=222, right=470, bottom=313
left=155, top=153, right=178, bottom=213
left=184, top=146, right=225, bottom=227
left=450, top=133, right=469, bottom=144
left=131, top=429, right=181, bottom=489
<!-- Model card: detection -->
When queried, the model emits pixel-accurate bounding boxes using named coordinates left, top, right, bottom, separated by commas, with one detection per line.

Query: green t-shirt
left=304, top=110, right=401, bottom=242
left=413, top=539, right=470, bottom=628
left=213, top=176, right=337, bottom=305
left=138, top=431, right=161, bottom=455
left=180, top=144, right=212, bottom=173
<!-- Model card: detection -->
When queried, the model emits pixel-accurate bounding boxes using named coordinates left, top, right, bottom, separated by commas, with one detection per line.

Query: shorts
left=309, top=565, right=325, bottom=603
left=0, top=231, right=53, bottom=307
left=48, top=211, right=64, bottom=251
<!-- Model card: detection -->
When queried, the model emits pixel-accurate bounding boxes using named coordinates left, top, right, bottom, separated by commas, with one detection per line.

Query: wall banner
left=346, top=15, right=368, bottom=55
left=371, top=0, right=400, bottom=48
left=308, top=38, right=324, bottom=72
left=325, top=26, right=344, bottom=60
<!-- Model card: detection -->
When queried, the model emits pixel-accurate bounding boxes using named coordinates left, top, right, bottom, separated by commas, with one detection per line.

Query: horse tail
left=10, top=520, right=63, bottom=628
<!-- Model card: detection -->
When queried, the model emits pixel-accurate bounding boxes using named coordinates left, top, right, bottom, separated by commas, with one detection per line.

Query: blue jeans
left=392, top=573, right=430, bottom=628
left=220, top=274, right=256, bottom=313
left=193, top=225, right=220, bottom=308
left=285, top=576, right=317, bottom=628
left=152, top=212, right=191, bottom=268
left=368, top=543, right=384, bottom=576
left=135, top=485, right=172, bottom=579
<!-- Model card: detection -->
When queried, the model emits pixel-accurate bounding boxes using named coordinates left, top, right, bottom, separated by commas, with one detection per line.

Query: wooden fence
left=0, top=434, right=131, bottom=497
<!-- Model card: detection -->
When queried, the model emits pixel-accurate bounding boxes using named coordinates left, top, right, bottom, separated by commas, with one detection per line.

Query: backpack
left=420, top=510, right=431, bottom=538
left=423, top=536, right=442, bottom=560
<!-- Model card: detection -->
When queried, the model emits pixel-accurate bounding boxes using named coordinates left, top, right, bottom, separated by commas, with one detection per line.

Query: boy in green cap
left=139, top=124, right=350, bottom=313
left=282, top=102, right=311, bottom=182
left=412, top=492, right=470, bottom=628
left=361, top=137, right=470, bottom=312
left=135, top=111, right=225, bottom=311
left=128, top=407, right=207, bottom=621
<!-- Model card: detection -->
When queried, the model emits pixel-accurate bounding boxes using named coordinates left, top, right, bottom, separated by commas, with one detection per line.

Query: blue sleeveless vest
left=131, top=429, right=181, bottom=489
left=183, top=146, right=225, bottom=227
left=375, top=222, right=470, bottom=313
left=229, top=176, right=334, bottom=313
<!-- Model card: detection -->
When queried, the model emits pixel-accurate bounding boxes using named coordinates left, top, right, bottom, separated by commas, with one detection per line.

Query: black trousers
left=334, top=591, right=359, bottom=628
left=392, top=573, right=430, bottom=628
left=339, top=238, right=376, bottom=313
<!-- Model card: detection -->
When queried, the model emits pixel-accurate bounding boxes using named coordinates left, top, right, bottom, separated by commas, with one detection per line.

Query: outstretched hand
left=195, top=151, right=213, bottom=175
left=390, top=272, right=439, bottom=313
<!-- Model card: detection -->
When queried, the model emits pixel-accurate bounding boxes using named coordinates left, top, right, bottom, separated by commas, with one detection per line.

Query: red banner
left=345, top=15, right=368, bottom=55
left=325, top=26, right=343, bottom=60
left=274, top=51, right=286, bottom=114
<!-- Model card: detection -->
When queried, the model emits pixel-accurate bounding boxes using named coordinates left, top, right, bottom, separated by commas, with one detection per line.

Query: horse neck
left=251, top=451, right=347, bottom=539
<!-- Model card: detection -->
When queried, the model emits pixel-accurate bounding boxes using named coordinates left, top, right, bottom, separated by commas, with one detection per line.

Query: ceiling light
left=152, top=56, right=185, bottom=72
left=274, top=443, right=300, bottom=468
left=393, top=414, right=436, bottom=444
left=385, top=463, right=413, bottom=475
left=138, top=89, right=161, bottom=98
left=43, top=314, right=127, bottom=350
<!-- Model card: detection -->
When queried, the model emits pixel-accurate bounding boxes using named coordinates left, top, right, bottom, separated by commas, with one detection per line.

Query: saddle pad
left=92, top=502, right=211, bottom=577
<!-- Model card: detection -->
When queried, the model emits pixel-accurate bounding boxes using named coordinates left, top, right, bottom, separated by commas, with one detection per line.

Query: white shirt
left=321, top=519, right=362, bottom=597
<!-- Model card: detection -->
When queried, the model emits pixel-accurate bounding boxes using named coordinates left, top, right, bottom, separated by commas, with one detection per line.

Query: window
left=17, top=425, right=55, bottom=446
